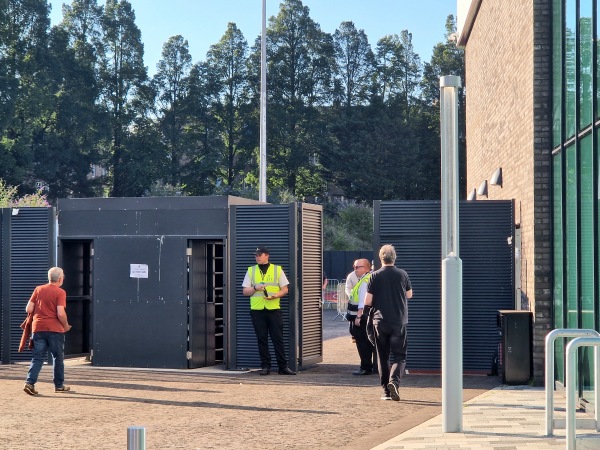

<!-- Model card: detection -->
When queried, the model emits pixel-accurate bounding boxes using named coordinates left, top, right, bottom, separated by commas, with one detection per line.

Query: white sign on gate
left=130, top=264, right=149, bottom=278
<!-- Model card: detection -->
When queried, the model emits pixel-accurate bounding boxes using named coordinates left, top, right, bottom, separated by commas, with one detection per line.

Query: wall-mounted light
left=477, top=180, right=488, bottom=197
left=467, top=188, right=477, bottom=201
left=490, top=167, right=502, bottom=187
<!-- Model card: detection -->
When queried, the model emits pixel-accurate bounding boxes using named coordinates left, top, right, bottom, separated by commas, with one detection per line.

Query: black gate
left=229, top=203, right=323, bottom=371
left=92, top=236, right=189, bottom=368
left=299, top=204, right=324, bottom=367
left=374, top=200, right=514, bottom=373
left=0, top=207, right=54, bottom=364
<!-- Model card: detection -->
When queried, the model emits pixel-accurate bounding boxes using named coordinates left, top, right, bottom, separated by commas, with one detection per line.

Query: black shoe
left=278, top=367, right=296, bottom=375
left=259, top=368, right=270, bottom=376
left=353, top=369, right=371, bottom=376
left=387, top=382, right=400, bottom=401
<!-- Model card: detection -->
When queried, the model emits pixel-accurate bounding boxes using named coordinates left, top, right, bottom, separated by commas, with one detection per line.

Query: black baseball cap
left=254, top=246, right=270, bottom=255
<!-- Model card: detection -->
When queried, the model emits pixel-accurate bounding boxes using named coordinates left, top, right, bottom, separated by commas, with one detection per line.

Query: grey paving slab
left=371, top=386, right=600, bottom=450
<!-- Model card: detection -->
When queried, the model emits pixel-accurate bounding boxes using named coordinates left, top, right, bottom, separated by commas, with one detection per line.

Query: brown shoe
left=54, top=385, right=70, bottom=393
left=24, top=383, right=38, bottom=396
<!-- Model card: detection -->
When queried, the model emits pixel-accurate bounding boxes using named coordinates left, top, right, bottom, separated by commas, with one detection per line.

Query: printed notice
left=130, top=264, right=149, bottom=278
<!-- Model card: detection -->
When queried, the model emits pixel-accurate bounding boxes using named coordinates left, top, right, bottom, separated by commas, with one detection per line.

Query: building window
left=579, top=1, right=593, bottom=129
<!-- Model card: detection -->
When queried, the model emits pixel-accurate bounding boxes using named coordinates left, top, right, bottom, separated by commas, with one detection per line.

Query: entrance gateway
left=54, top=196, right=323, bottom=370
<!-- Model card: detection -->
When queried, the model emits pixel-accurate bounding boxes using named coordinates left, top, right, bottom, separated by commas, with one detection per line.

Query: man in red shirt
left=23, top=267, right=72, bottom=395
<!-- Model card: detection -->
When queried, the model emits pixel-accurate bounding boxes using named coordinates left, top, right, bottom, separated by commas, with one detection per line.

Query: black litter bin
left=497, top=310, right=532, bottom=385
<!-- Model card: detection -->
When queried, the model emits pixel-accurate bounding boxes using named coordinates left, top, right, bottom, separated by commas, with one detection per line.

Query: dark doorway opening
left=60, top=240, right=93, bottom=357
left=187, top=240, right=224, bottom=368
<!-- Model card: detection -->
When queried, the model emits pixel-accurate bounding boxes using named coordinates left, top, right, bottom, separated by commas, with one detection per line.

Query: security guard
left=347, top=258, right=376, bottom=375
left=242, top=246, right=296, bottom=375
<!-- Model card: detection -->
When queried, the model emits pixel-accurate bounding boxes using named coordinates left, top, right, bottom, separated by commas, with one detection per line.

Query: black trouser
left=250, top=308, right=288, bottom=370
left=373, top=319, right=407, bottom=391
left=349, top=316, right=376, bottom=372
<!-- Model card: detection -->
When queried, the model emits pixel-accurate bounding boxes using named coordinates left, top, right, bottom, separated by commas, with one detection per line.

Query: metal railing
left=322, top=279, right=339, bottom=310
left=335, top=280, right=348, bottom=321
left=545, top=329, right=600, bottom=437
left=322, top=279, right=349, bottom=320
left=565, top=337, right=600, bottom=449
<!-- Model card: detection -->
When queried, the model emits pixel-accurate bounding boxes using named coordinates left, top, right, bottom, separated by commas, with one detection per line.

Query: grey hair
left=379, top=244, right=396, bottom=264
left=48, top=267, right=64, bottom=282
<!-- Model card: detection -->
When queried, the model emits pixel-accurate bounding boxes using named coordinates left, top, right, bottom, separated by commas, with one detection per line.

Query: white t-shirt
left=357, top=275, right=369, bottom=309
left=345, top=271, right=359, bottom=298
left=242, top=264, right=289, bottom=288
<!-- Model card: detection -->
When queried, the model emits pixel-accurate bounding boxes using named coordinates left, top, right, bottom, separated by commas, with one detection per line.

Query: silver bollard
left=127, top=426, right=146, bottom=450
left=545, top=329, right=600, bottom=436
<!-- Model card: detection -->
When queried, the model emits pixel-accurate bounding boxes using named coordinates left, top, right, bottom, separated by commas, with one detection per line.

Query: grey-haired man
left=364, top=244, right=413, bottom=401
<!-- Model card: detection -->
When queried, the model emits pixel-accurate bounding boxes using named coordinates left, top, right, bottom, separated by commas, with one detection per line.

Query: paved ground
left=372, top=385, right=600, bottom=449
left=1, top=310, right=598, bottom=449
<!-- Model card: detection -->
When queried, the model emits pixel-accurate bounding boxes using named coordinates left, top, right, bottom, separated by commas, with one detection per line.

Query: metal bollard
left=565, top=337, right=600, bottom=450
left=127, top=426, right=146, bottom=450
left=545, top=329, right=600, bottom=436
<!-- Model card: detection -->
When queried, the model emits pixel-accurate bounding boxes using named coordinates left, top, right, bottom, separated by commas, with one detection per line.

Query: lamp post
left=440, top=75, right=462, bottom=433
left=259, top=0, right=267, bottom=202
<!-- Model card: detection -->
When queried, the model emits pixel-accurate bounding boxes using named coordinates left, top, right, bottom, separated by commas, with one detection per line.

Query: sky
left=48, top=0, right=455, bottom=77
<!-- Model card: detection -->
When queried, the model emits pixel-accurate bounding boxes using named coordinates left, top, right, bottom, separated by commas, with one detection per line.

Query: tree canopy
left=0, top=0, right=464, bottom=205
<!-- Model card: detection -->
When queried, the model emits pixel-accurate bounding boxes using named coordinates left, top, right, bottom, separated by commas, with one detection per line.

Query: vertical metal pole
left=127, top=426, right=146, bottom=450
left=566, top=340, right=577, bottom=450
left=565, top=337, right=600, bottom=449
left=545, top=331, right=556, bottom=435
left=440, top=75, right=463, bottom=433
left=259, top=0, right=267, bottom=202
left=596, top=346, right=600, bottom=431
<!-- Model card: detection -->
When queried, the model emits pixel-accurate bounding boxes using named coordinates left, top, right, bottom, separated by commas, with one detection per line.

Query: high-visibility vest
left=348, top=273, right=371, bottom=313
left=248, top=264, right=282, bottom=310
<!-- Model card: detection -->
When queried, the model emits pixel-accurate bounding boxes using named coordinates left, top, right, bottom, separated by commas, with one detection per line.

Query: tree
left=181, top=61, right=222, bottom=195
left=332, top=21, right=374, bottom=109
left=0, top=0, right=52, bottom=189
left=374, top=32, right=422, bottom=117
left=206, top=23, right=250, bottom=189
left=397, top=30, right=422, bottom=121
left=98, top=0, right=147, bottom=196
left=323, top=200, right=372, bottom=250
left=260, top=0, right=334, bottom=197
left=60, top=0, right=104, bottom=65
left=39, top=0, right=108, bottom=198
left=153, top=34, right=193, bottom=187
left=421, top=15, right=466, bottom=198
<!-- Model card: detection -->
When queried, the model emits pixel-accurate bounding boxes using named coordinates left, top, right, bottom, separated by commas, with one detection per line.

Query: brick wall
left=464, top=0, right=552, bottom=384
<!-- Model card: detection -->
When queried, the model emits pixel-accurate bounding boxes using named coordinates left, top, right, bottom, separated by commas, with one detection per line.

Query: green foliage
left=269, top=189, right=298, bottom=205
left=100, top=0, right=148, bottom=197
left=0, top=179, right=50, bottom=207
left=333, top=21, right=374, bottom=108
left=323, top=200, right=372, bottom=250
left=11, top=190, right=50, bottom=207
left=262, top=0, right=335, bottom=196
left=144, top=181, right=185, bottom=197
left=420, top=16, right=466, bottom=198
left=207, top=23, right=250, bottom=189
left=0, top=1, right=463, bottom=204
left=0, top=179, right=19, bottom=207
